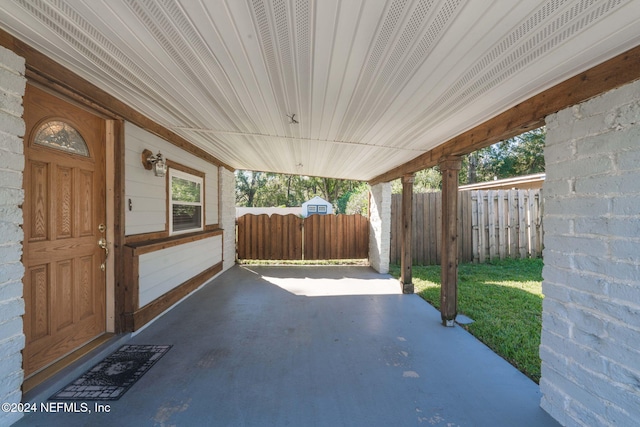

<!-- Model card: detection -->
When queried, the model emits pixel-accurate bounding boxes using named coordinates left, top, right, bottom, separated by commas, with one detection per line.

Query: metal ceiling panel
left=1, top=0, right=639, bottom=180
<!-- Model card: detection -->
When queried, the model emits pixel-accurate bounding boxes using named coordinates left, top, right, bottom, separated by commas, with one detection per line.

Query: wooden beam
left=0, top=28, right=234, bottom=171
left=111, top=119, right=128, bottom=333
left=400, top=174, right=415, bottom=294
left=370, top=44, right=640, bottom=185
left=440, top=157, right=462, bottom=326
left=122, top=245, right=138, bottom=332
left=126, top=229, right=223, bottom=255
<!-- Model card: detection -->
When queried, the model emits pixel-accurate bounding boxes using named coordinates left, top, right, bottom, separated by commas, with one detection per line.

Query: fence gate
left=303, top=214, right=369, bottom=260
left=236, top=214, right=369, bottom=260
left=237, top=214, right=303, bottom=260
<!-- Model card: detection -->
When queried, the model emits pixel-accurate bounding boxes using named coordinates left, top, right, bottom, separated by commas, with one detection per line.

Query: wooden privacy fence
left=237, top=214, right=303, bottom=260
left=237, top=214, right=369, bottom=260
left=390, top=189, right=543, bottom=265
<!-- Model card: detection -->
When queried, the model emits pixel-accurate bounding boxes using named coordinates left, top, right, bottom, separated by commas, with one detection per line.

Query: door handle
left=98, top=237, right=109, bottom=259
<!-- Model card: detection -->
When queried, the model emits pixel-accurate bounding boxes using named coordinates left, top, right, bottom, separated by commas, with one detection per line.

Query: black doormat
left=50, top=344, right=172, bottom=401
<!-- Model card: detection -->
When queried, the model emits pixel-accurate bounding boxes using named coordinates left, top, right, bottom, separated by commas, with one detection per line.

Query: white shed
left=301, top=196, right=333, bottom=217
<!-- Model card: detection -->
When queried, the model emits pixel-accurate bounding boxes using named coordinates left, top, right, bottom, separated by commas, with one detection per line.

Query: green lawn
left=389, top=258, right=544, bottom=383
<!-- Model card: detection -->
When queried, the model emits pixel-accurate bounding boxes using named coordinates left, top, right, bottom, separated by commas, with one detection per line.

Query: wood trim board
left=126, top=228, right=223, bottom=255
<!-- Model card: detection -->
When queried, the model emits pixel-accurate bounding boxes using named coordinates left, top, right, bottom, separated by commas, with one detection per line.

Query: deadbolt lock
left=98, top=223, right=106, bottom=233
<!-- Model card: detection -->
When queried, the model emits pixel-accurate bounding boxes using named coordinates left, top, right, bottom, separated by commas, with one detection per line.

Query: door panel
left=55, top=259, right=74, bottom=329
left=55, top=166, right=73, bottom=239
left=77, top=255, right=96, bottom=320
left=26, top=265, right=49, bottom=341
left=23, top=85, right=106, bottom=377
left=78, top=168, right=94, bottom=236
left=29, top=161, right=48, bottom=241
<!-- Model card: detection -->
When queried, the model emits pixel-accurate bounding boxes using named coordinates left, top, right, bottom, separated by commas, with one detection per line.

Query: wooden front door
left=23, top=85, right=107, bottom=377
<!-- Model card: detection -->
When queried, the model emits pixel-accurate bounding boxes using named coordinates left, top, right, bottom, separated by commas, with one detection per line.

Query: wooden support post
left=400, top=174, right=415, bottom=294
left=439, top=157, right=462, bottom=326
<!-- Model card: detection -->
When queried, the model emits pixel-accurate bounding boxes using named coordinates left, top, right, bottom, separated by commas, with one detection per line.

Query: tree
left=311, top=177, right=357, bottom=208
left=338, top=182, right=369, bottom=215
left=385, top=127, right=545, bottom=191
left=235, top=171, right=363, bottom=210
left=235, top=170, right=266, bottom=207
left=462, top=127, right=545, bottom=184
left=391, top=168, right=442, bottom=194
left=344, top=184, right=369, bottom=216
left=510, top=127, right=545, bottom=175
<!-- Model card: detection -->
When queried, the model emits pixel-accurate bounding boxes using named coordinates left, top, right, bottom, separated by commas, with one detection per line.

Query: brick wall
left=369, top=182, right=391, bottom=274
left=540, top=79, right=640, bottom=426
left=220, top=168, right=236, bottom=271
left=0, top=45, right=26, bottom=426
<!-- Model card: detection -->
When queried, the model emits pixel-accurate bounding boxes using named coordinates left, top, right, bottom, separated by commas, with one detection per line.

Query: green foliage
left=343, top=183, right=369, bottom=215
left=463, top=127, right=546, bottom=184
left=235, top=170, right=363, bottom=209
left=235, top=170, right=265, bottom=207
left=171, top=176, right=200, bottom=202
left=337, top=190, right=352, bottom=214
left=313, top=177, right=355, bottom=209
left=391, top=168, right=442, bottom=194
left=389, top=258, right=544, bottom=383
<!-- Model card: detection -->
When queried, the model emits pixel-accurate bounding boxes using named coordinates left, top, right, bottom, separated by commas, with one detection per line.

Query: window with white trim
left=307, top=204, right=328, bottom=215
left=169, top=169, right=203, bottom=234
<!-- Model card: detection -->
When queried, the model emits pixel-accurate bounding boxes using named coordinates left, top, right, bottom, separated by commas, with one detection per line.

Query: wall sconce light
left=141, top=149, right=167, bottom=177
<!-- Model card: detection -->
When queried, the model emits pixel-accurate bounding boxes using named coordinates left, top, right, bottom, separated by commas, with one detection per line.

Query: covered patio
left=1, top=2, right=639, bottom=425
left=18, top=266, right=557, bottom=426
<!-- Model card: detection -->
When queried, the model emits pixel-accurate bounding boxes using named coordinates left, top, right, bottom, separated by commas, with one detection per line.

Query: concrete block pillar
left=219, top=167, right=237, bottom=271
left=0, top=45, right=27, bottom=426
left=540, top=78, right=640, bottom=427
left=369, top=182, right=391, bottom=274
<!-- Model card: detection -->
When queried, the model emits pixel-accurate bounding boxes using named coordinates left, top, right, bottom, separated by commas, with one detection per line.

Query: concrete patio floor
left=17, top=265, right=559, bottom=427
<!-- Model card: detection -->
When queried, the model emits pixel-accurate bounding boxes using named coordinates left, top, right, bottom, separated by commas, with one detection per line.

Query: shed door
left=22, top=85, right=107, bottom=377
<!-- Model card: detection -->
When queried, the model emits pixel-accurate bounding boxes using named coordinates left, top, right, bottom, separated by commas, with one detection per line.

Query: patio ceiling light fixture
left=142, top=149, right=167, bottom=177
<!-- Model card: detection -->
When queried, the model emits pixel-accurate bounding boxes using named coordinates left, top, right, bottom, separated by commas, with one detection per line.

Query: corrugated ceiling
left=1, top=0, right=639, bottom=180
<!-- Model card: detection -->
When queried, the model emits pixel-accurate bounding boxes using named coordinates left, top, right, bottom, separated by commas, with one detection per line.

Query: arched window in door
left=33, top=120, right=90, bottom=157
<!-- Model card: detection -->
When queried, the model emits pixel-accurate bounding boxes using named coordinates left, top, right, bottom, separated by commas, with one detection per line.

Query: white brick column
left=0, top=45, right=27, bottom=426
left=369, top=182, right=391, bottom=274
left=540, top=79, right=640, bottom=426
left=220, top=167, right=236, bottom=271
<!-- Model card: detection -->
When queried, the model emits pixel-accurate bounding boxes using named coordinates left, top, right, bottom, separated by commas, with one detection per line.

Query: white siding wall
left=540, top=79, right=640, bottom=427
left=369, top=182, right=391, bottom=274
left=0, top=45, right=26, bottom=427
left=139, top=235, right=222, bottom=307
left=125, top=122, right=219, bottom=235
